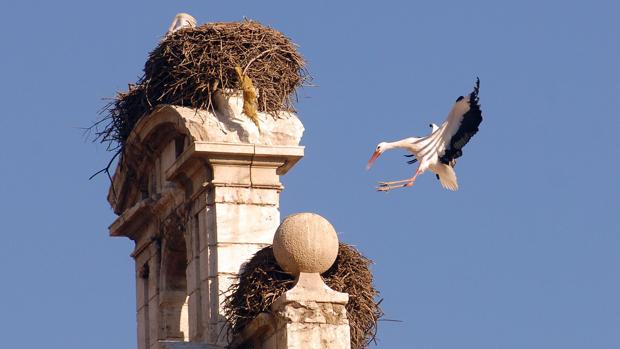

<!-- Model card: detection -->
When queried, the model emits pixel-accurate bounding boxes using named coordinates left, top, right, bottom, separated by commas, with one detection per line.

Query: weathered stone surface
left=109, top=93, right=306, bottom=349
left=185, top=260, right=198, bottom=292
left=212, top=92, right=304, bottom=146
left=276, top=301, right=348, bottom=325
left=137, top=307, right=149, bottom=349
left=278, top=323, right=351, bottom=349
left=210, top=164, right=252, bottom=187
left=160, top=292, right=187, bottom=339
left=208, top=243, right=271, bottom=275
left=207, top=275, right=237, bottom=321
left=148, top=297, right=160, bottom=347
left=212, top=187, right=280, bottom=206
left=180, top=297, right=189, bottom=341
left=187, top=291, right=202, bottom=340
left=124, top=95, right=303, bottom=150
left=132, top=99, right=304, bottom=148
left=269, top=298, right=351, bottom=349
left=135, top=270, right=148, bottom=312
left=212, top=203, right=279, bottom=245
left=273, top=213, right=339, bottom=275
left=273, top=272, right=349, bottom=308
left=199, top=279, right=211, bottom=338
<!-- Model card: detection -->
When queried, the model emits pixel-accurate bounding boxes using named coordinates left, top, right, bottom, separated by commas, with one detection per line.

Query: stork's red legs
left=377, top=170, right=421, bottom=192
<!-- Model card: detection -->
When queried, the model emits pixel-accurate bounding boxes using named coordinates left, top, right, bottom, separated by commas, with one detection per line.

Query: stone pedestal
left=270, top=273, right=351, bottom=349
left=233, top=281, right=350, bottom=349
left=230, top=213, right=351, bottom=349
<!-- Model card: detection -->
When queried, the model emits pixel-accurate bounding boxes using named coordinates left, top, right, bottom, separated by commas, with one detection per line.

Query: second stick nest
left=223, top=243, right=383, bottom=349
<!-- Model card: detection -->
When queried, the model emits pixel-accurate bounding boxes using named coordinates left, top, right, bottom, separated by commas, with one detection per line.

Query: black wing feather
left=439, top=78, right=482, bottom=165
left=404, top=154, right=418, bottom=164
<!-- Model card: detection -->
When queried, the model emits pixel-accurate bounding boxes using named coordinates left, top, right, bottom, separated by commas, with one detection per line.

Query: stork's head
left=367, top=142, right=388, bottom=170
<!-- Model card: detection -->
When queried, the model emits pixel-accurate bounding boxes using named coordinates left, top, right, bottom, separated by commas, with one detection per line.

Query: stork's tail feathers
left=436, top=164, right=459, bottom=191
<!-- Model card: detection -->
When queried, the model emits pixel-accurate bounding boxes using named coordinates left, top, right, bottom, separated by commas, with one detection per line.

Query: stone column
left=108, top=104, right=304, bottom=349
left=167, top=142, right=303, bottom=346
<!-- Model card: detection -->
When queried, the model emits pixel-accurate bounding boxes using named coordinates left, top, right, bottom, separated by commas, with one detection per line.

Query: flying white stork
left=366, top=78, right=483, bottom=191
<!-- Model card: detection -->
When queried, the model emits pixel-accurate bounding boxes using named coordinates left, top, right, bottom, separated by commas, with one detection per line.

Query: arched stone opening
left=159, top=212, right=189, bottom=340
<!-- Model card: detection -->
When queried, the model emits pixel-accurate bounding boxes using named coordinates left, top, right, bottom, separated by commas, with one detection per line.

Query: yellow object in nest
left=234, top=66, right=260, bottom=130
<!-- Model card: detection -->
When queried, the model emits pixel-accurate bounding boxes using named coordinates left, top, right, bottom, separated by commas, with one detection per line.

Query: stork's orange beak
left=366, top=150, right=381, bottom=170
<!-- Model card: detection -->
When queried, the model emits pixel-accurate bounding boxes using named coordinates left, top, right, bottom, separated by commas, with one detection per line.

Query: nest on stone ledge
left=92, top=19, right=309, bottom=153
left=223, top=243, right=383, bottom=349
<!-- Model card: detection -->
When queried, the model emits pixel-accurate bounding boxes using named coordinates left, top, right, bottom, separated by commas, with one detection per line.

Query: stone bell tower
left=107, top=99, right=304, bottom=348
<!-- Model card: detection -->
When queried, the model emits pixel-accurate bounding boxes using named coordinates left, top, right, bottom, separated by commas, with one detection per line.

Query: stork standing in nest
left=166, top=13, right=197, bottom=35
left=367, top=78, right=483, bottom=191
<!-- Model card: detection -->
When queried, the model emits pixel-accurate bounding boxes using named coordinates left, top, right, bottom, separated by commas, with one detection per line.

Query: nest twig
left=91, top=19, right=309, bottom=154
left=223, top=243, right=383, bottom=349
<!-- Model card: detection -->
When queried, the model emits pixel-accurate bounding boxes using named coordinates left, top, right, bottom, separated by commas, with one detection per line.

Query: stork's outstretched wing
left=407, top=78, right=482, bottom=167
left=438, top=78, right=482, bottom=165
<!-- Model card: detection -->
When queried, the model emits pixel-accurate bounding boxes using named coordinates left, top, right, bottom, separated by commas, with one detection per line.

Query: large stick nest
left=93, top=19, right=309, bottom=152
left=223, top=243, right=383, bottom=349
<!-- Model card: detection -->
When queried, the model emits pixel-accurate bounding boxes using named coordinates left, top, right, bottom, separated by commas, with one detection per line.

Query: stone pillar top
left=272, top=213, right=348, bottom=306
left=273, top=213, right=339, bottom=275
left=107, top=102, right=305, bottom=215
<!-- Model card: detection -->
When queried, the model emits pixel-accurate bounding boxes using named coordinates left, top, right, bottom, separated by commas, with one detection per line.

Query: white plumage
left=367, top=78, right=483, bottom=191
left=166, top=13, right=197, bottom=35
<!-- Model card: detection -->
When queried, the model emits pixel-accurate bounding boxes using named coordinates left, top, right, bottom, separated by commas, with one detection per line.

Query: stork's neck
left=384, top=137, right=422, bottom=151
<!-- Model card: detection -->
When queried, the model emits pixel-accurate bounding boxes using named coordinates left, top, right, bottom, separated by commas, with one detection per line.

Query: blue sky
left=1, top=1, right=618, bottom=348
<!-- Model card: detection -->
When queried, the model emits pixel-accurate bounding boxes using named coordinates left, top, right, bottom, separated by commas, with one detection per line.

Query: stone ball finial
left=273, top=213, right=339, bottom=275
